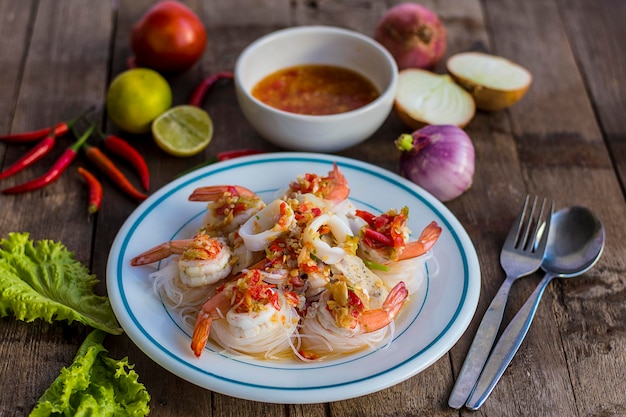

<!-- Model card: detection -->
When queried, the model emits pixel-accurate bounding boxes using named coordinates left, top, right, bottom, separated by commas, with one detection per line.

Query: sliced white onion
left=394, top=68, right=475, bottom=129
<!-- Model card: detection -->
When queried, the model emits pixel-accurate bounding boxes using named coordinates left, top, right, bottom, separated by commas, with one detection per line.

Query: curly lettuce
left=0, top=232, right=122, bottom=334
left=30, top=329, right=150, bottom=416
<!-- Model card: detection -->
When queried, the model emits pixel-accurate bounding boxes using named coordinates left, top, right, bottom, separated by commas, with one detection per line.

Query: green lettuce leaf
left=30, top=329, right=151, bottom=416
left=0, top=232, right=122, bottom=334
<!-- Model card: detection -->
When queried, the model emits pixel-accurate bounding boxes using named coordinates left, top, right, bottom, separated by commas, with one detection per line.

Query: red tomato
left=131, top=1, right=207, bottom=73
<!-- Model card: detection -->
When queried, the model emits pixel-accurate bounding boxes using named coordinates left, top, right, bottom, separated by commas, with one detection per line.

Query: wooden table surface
left=2, top=0, right=625, bottom=415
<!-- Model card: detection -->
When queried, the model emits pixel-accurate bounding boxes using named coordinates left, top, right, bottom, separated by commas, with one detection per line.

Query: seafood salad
left=130, top=164, right=441, bottom=361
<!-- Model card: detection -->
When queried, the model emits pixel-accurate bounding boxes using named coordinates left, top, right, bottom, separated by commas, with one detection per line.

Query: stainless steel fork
left=448, top=195, right=553, bottom=409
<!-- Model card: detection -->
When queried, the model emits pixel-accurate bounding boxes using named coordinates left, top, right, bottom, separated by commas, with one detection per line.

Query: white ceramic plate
left=107, top=153, right=480, bottom=404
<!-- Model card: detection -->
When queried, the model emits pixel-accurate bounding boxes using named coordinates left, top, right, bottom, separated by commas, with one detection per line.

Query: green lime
left=106, top=68, right=172, bottom=134
left=152, top=105, right=213, bottom=157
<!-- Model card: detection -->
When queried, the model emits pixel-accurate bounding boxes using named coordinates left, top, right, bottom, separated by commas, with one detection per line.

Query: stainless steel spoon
left=465, top=206, right=605, bottom=410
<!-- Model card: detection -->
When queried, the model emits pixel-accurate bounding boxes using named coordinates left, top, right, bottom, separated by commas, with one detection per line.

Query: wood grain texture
left=0, top=0, right=34, bottom=135
left=558, top=0, right=626, bottom=185
left=1, top=0, right=625, bottom=415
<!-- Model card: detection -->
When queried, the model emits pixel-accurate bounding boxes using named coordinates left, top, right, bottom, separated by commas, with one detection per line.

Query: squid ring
left=239, top=199, right=295, bottom=251
left=303, top=213, right=353, bottom=264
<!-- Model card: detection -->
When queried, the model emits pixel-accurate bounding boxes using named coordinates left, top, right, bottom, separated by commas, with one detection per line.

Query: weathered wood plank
left=551, top=2, right=626, bottom=415
left=0, top=0, right=111, bottom=251
left=0, top=0, right=34, bottom=136
left=460, top=0, right=626, bottom=415
left=0, top=0, right=113, bottom=414
left=558, top=0, right=626, bottom=193
left=2, top=0, right=625, bottom=415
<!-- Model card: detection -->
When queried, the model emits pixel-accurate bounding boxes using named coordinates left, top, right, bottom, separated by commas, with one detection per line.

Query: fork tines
left=514, top=195, right=552, bottom=252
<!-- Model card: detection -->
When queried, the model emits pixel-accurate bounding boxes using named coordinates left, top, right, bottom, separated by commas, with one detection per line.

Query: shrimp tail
left=129, top=239, right=190, bottom=266
left=358, top=281, right=408, bottom=333
left=324, top=162, right=350, bottom=203
left=190, top=290, right=232, bottom=357
left=191, top=312, right=213, bottom=357
left=188, top=185, right=257, bottom=201
left=396, top=221, right=442, bottom=261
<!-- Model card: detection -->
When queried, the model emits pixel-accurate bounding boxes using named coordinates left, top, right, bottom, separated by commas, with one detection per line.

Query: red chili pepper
left=83, top=144, right=148, bottom=202
left=2, top=125, right=95, bottom=194
left=97, top=130, right=150, bottom=190
left=217, top=149, right=265, bottom=161
left=0, top=106, right=94, bottom=143
left=77, top=166, right=102, bottom=216
left=347, top=289, right=365, bottom=310
left=0, top=122, right=63, bottom=143
left=189, top=71, right=234, bottom=107
left=363, top=228, right=395, bottom=247
left=354, top=209, right=376, bottom=225
left=0, top=135, right=56, bottom=180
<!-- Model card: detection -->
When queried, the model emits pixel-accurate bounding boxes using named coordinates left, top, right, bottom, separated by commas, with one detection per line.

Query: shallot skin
left=396, top=125, right=475, bottom=202
left=374, top=2, right=447, bottom=70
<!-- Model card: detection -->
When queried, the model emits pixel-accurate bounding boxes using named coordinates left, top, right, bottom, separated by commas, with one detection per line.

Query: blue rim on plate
left=106, top=153, right=480, bottom=404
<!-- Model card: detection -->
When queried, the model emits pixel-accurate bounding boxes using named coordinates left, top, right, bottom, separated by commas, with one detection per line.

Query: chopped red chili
left=354, top=209, right=376, bottom=225
left=363, top=228, right=394, bottom=247
left=347, top=289, right=365, bottom=310
left=2, top=125, right=95, bottom=194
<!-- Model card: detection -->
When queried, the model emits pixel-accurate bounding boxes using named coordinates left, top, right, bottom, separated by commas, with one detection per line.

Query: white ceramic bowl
left=235, top=26, right=398, bottom=152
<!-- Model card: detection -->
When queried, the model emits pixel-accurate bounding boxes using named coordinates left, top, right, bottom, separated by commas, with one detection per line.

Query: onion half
left=394, top=69, right=475, bottom=129
left=446, top=52, right=532, bottom=111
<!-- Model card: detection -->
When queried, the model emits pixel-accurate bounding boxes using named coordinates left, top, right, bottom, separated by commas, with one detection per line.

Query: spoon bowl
left=543, top=206, right=605, bottom=276
left=466, top=205, right=605, bottom=410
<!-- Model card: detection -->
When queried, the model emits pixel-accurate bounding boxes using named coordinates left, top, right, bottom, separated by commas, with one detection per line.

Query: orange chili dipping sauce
left=251, top=64, right=380, bottom=116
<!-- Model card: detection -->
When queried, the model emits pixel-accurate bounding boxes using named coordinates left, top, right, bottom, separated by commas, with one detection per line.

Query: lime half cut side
left=152, top=105, right=214, bottom=157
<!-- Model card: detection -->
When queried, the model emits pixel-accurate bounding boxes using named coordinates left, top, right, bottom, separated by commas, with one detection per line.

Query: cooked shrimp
left=356, top=207, right=441, bottom=262
left=190, top=289, right=231, bottom=357
left=134, top=166, right=443, bottom=362
left=297, top=281, right=407, bottom=359
left=189, top=185, right=266, bottom=235
left=189, top=185, right=258, bottom=201
left=322, top=276, right=406, bottom=332
left=357, top=281, right=408, bottom=332
left=286, top=163, right=350, bottom=205
left=130, top=233, right=232, bottom=287
left=356, top=208, right=441, bottom=294
left=397, top=221, right=441, bottom=260
left=190, top=269, right=300, bottom=358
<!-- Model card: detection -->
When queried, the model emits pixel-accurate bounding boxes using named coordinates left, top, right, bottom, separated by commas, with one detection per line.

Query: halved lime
left=152, top=105, right=213, bottom=157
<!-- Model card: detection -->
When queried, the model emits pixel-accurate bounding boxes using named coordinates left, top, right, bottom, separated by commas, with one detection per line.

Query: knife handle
left=465, top=273, right=554, bottom=410
left=448, top=275, right=515, bottom=409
